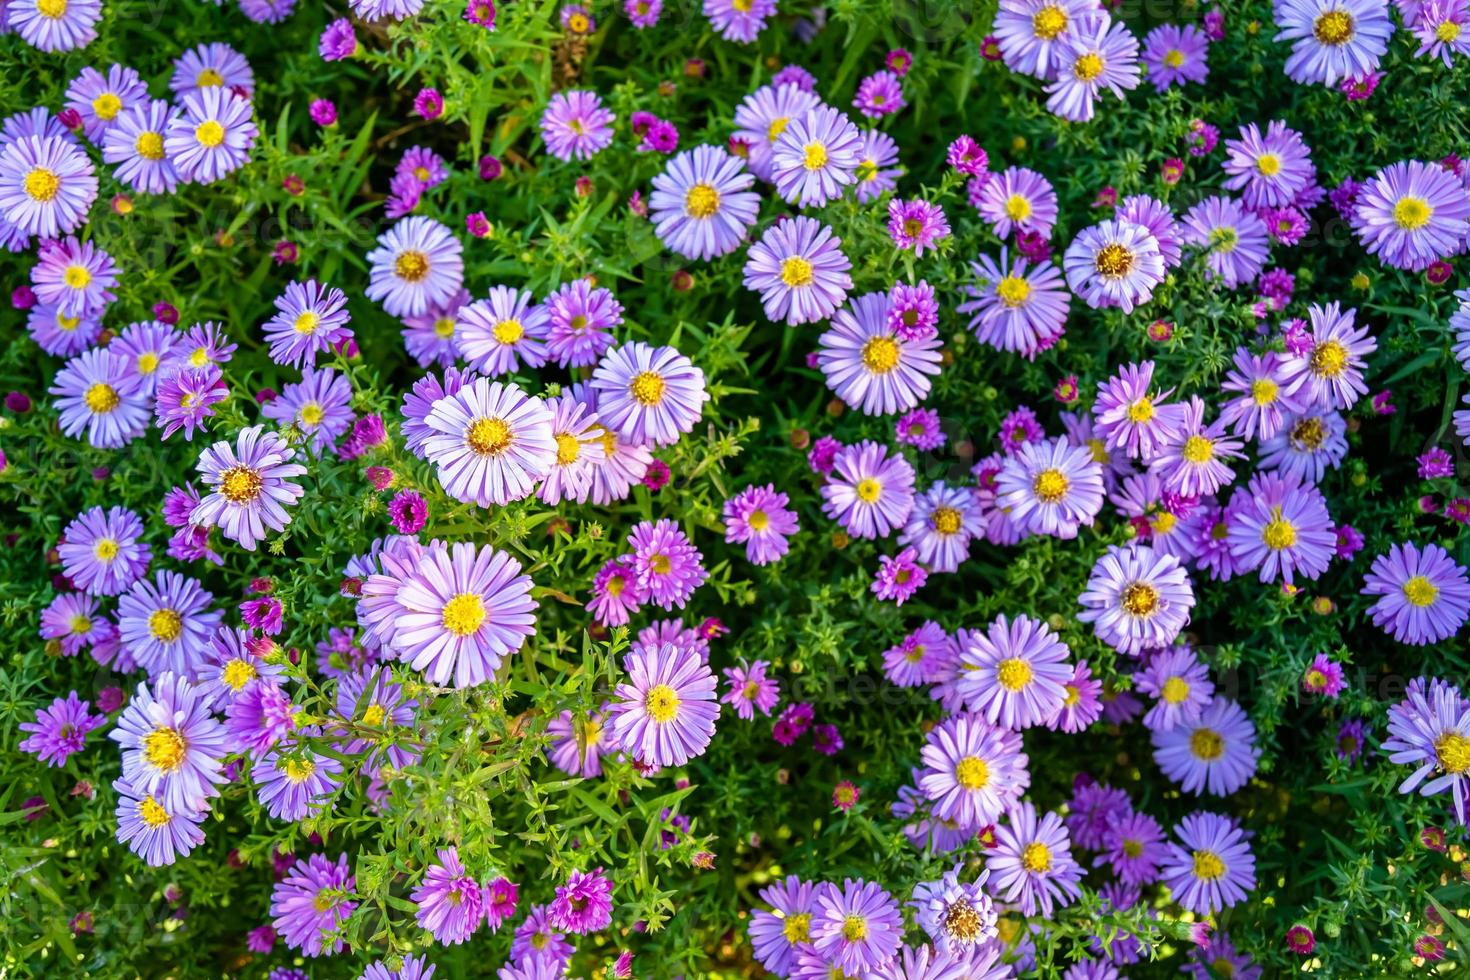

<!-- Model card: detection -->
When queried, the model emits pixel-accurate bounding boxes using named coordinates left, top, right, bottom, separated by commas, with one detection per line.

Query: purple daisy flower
left=1273, top=0, right=1393, bottom=85
left=421, top=378, right=556, bottom=506
left=997, top=437, right=1106, bottom=540
left=1226, top=469, right=1335, bottom=583
left=366, top=216, right=464, bottom=319
left=225, top=678, right=296, bottom=754
left=65, top=64, right=148, bottom=142
left=20, top=691, right=105, bottom=767
left=625, top=0, right=662, bottom=27
left=957, top=614, right=1072, bottom=730
left=809, top=879, right=904, bottom=974
left=154, top=365, right=226, bottom=441
left=1, top=135, right=97, bottom=248
left=817, top=291, right=942, bottom=416
left=853, top=129, right=902, bottom=203
left=1143, top=23, right=1210, bottom=90
left=723, top=484, right=799, bottom=565
left=651, top=145, right=760, bottom=261
left=732, top=83, right=821, bottom=182
left=191, top=425, right=307, bottom=551
left=608, top=642, right=719, bottom=767
left=1078, top=544, right=1195, bottom=655
left=911, top=864, right=998, bottom=953
left=1383, top=678, right=1470, bottom=824
left=166, top=88, right=256, bottom=185
left=976, top=166, right=1058, bottom=241
left=988, top=802, right=1083, bottom=916
left=540, top=90, right=615, bottom=162
left=111, top=320, right=178, bottom=393
left=543, top=279, right=621, bottom=368
left=537, top=393, right=606, bottom=506
left=1153, top=697, right=1261, bottom=795
left=1148, top=396, right=1245, bottom=497
left=887, top=281, right=939, bottom=341
left=888, top=198, right=950, bottom=256
left=703, top=0, right=775, bottom=42
left=202, top=627, right=285, bottom=702
left=900, top=481, right=985, bottom=573
left=1098, top=810, right=1166, bottom=887
left=112, top=775, right=207, bottom=867
left=628, top=519, right=707, bottom=609
left=547, top=705, right=613, bottom=777
left=1259, top=409, right=1349, bottom=483
left=1218, top=348, right=1306, bottom=441
left=1278, top=301, right=1377, bottom=410
left=351, top=0, right=427, bottom=19
left=959, top=250, right=1070, bottom=360
left=872, top=547, right=929, bottom=605
left=1302, top=652, right=1346, bottom=696
left=458, top=286, right=550, bottom=377
left=271, top=853, right=357, bottom=957
left=548, top=867, right=613, bottom=934
left=255, top=738, right=343, bottom=823
left=59, top=505, right=150, bottom=596
left=413, top=847, right=483, bottom=945
left=1063, top=219, right=1166, bottom=313
left=918, top=711, right=1029, bottom=832
left=586, top=555, right=646, bottom=627
left=510, top=904, right=572, bottom=967
left=400, top=289, right=467, bottom=368
left=895, top=407, right=945, bottom=450
left=110, top=671, right=227, bottom=812
left=1049, top=660, right=1104, bottom=733
left=1045, top=18, right=1142, bottom=122
left=32, top=235, right=116, bottom=318
left=743, top=215, right=854, bottom=326
left=1414, top=0, right=1470, bottom=64
left=1137, top=645, right=1215, bottom=732
left=722, top=660, right=780, bottom=720
left=116, top=571, right=222, bottom=679
left=854, top=70, right=906, bottom=118
left=1355, top=159, right=1470, bottom=270
left=1362, top=541, right=1470, bottom=645
left=770, top=105, right=862, bottom=208
left=263, top=279, right=353, bottom=369
left=748, top=876, right=818, bottom=976
left=261, top=366, right=354, bottom=453
left=820, top=439, right=916, bottom=539
left=1160, top=811, right=1255, bottom=914
left=590, top=342, right=709, bottom=447
left=26, top=303, right=100, bottom=357
left=994, top=0, right=1105, bottom=79
left=1222, top=121, right=1315, bottom=209
left=319, top=17, right=357, bottom=58
left=1182, top=195, right=1271, bottom=288
left=170, top=42, right=255, bottom=99
left=9, top=0, right=102, bottom=51
left=167, top=320, right=237, bottom=373
left=1092, top=360, right=1186, bottom=460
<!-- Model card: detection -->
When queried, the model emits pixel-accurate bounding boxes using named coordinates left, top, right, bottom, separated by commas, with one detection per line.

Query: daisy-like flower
left=262, top=280, right=353, bottom=369
left=1302, top=652, right=1346, bottom=696
left=1278, top=301, right=1377, bottom=410
left=748, top=876, right=819, bottom=977
left=26, top=302, right=100, bottom=357
left=744, top=216, right=854, bottom=326
left=191, top=425, right=307, bottom=551
left=958, top=615, right=1072, bottom=730
left=1414, top=0, right=1470, bottom=65
left=110, top=671, right=228, bottom=812
left=166, top=88, right=257, bottom=185
left=116, top=571, right=222, bottom=680
left=1063, top=219, right=1166, bottom=313
left=1154, top=697, right=1261, bottom=796
left=1078, top=544, right=1195, bottom=655
left=113, top=776, right=206, bottom=867
left=261, top=366, right=354, bottom=453
left=1182, top=195, right=1271, bottom=288
left=537, top=393, right=606, bottom=506
left=1186, top=933, right=1265, bottom=980
left=365, top=216, right=465, bottom=319
left=959, top=251, right=1071, bottom=360
left=731, top=83, right=821, bottom=182
left=900, top=482, right=985, bottom=573
left=255, top=738, right=343, bottom=823
left=1383, top=677, right=1470, bottom=824
left=810, top=878, right=904, bottom=974
left=1049, top=660, right=1104, bottom=733
left=1226, top=470, right=1335, bottom=583
left=65, top=64, right=148, bottom=142
left=1047, top=17, right=1142, bottom=121
left=1149, top=396, right=1245, bottom=497
left=722, top=660, right=780, bottom=720
left=770, top=105, right=862, bottom=208
left=854, top=70, right=906, bottom=118
left=994, top=0, right=1104, bottom=79
left=820, top=440, right=916, bottom=539
left=547, top=705, right=614, bottom=777
left=20, top=691, right=106, bottom=767
left=1355, top=159, right=1470, bottom=271
left=988, top=802, right=1084, bottom=916
left=1143, top=23, right=1210, bottom=90
left=59, top=505, right=151, bottom=596
left=1092, top=360, right=1185, bottom=460
left=888, top=199, right=950, bottom=256
left=591, top=342, right=708, bottom=447
left=32, top=237, right=116, bottom=319
left=154, top=366, right=226, bottom=441
left=422, top=378, right=556, bottom=507
left=625, top=0, right=662, bottom=27
left=102, top=100, right=182, bottom=195
left=1362, top=542, right=1470, bottom=645
left=817, top=291, right=942, bottom=416
left=202, top=627, right=285, bottom=703
left=351, top=0, right=426, bottom=19
left=39, top=592, right=103, bottom=657
left=170, top=42, right=255, bottom=99
left=628, top=519, right=707, bottom=609
left=509, top=904, right=573, bottom=966
left=703, top=0, right=775, bottom=42
left=1160, top=812, right=1256, bottom=915
left=271, top=853, right=356, bottom=957
left=401, top=289, right=467, bottom=368
left=1222, top=121, right=1315, bottom=209
left=540, top=90, right=615, bottom=162
left=723, top=484, right=799, bottom=565
left=976, top=167, right=1058, bottom=241
left=919, top=711, right=1029, bottom=832
left=586, top=556, right=646, bottom=627
left=458, top=286, right=550, bottom=377
left=911, top=865, right=998, bottom=953
left=392, top=542, right=537, bottom=688
left=412, top=847, right=483, bottom=945
left=997, top=438, right=1106, bottom=540
left=1099, top=810, right=1167, bottom=887
left=895, top=408, right=945, bottom=450
left=1137, top=645, right=1215, bottom=732
left=167, top=320, right=237, bottom=373
left=1218, top=348, right=1306, bottom=441
left=9, top=0, right=102, bottom=51
left=1259, top=409, right=1349, bottom=483
left=0, top=134, right=98, bottom=239
left=853, top=129, right=903, bottom=203
left=608, top=642, right=719, bottom=767
left=1272, top=0, right=1393, bottom=85
left=548, top=867, right=614, bottom=935
left=543, top=280, right=621, bottom=368
left=650, top=145, right=760, bottom=261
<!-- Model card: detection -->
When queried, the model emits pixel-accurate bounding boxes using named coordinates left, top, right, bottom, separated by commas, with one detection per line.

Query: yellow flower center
left=1004, top=193, right=1032, bottom=222
left=1032, top=5, right=1068, bottom=39
left=1436, top=20, right=1462, bottom=41
left=1153, top=511, right=1177, bottom=534
left=148, top=608, right=184, bottom=642
left=85, top=382, right=120, bottom=413
left=138, top=795, right=170, bottom=827
left=1251, top=379, right=1278, bottom=405
left=395, top=250, right=429, bottom=282
left=1161, top=676, right=1191, bottom=703
left=1073, top=52, right=1104, bottom=80
left=856, top=158, right=878, bottom=182
left=1190, top=727, right=1224, bottom=761
left=197, top=68, right=225, bottom=87
left=1262, top=513, right=1297, bottom=550
left=1164, top=48, right=1185, bottom=67
left=57, top=314, right=81, bottom=331
left=997, top=657, right=1033, bottom=691
left=568, top=11, right=590, bottom=30
left=782, top=912, right=811, bottom=945
left=362, top=703, right=386, bottom=726
left=685, top=183, right=720, bottom=218
left=143, top=726, right=187, bottom=772
left=1094, top=242, right=1134, bottom=278
left=1393, top=196, right=1433, bottom=230
left=69, top=615, right=92, bottom=635
left=218, top=463, right=267, bottom=505
left=802, top=141, right=828, bottom=171
left=492, top=319, right=523, bottom=345
left=1123, top=838, right=1143, bottom=857
left=748, top=509, right=770, bottom=530
left=1021, top=841, right=1052, bottom=873
left=440, top=592, right=487, bottom=637
left=996, top=275, right=1031, bottom=307
left=64, top=265, right=92, bottom=289
left=1193, top=849, right=1226, bottom=879
left=780, top=256, right=814, bottom=287
left=37, top=0, right=67, bottom=16
left=283, top=758, right=316, bottom=783
left=195, top=120, right=225, bottom=148
left=1291, top=416, right=1326, bottom=450
left=300, top=402, right=325, bottom=427
left=1121, top=582, right=1160, bottom=617
left=466, top=417, right=513, bottom=455
left=1313, top=9, right=1354, bottom=44
left=1310, top=339, right=1348, bottom=379
left=433, top=317, right=456, bottom=339
left=855, top=478, right=882, bottom=503
left=293, top=311, right=319, bottom=334
left=1256, top=153, right=1282, bottom=177
left=137, top=352, right=159, bottom=374
left=644, top=683, right=681, bottom=723
left=555, top=432, right=581, bottom=465
left=766, top=117, right=790, bottom=142
left=92, top=92, right=122, bottom=121
left=649, top=554, right=672, bottom=575
left=840, top=914, right=867, bottom=942
left=1210, top=226, right=1239, bottom=253
left=954, top=755, right=990, bottom=790
left=932, top=506, right=962, bottom=535
left=1032, top=468, right=1069, bottom=503
left=1436, top=732, right=1470, bottom=773
left=1402, top=575, right=1439, bottom=608
left=24, top=167, right=60, bottom=202
left=861, top=336, right=901, bottom=374
left=629, top=370, right=666, bottom=406
left=93, top=538, right=119, bottom=561
left=222, top=658, right=257, bottom=691
left=1181, top=435, right=1214, bottom=464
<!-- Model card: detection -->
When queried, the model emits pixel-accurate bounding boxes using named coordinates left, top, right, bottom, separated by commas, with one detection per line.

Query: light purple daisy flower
left=420, top=378, right=556, bottom=505
left=1225, top=469, right=1335, bottom=583
left=590, top=342, right=709, bottom=447
left=112, top=776, right=207, bottom=867
left=748, top=876, right=819, bottom=976
left=166, top=88, right=257, bottom=185
left=540, top=90, right=615, bottom=162
left=271, top=853, right=356, bottom=957
left=731, top=84, right=821, bottom=182
left=1222, top=121, right=1315, bottom=209
left=548, top=867, right=613, bottom=935
left=703, top=0, right=775, bottom=41
left=625, top=0, right=662, bottom=27
left=412, top=847, right=483, bottom=945
left=1354, top=159, right=1470, bottom=270
left=994, top=0, right=1106, bottom=79
left=628, top=519, right=707, bottom=609
left=31, top=236, right=114, bottom=317
left=1136, top=645, right=1215, bottom=732
left=170, top=42, right=255, bottom=99
left=997, top=437, right=1106, bottom=540
left=154, top=365, right=226, bottom=441
left=958, top=614, right=1072, bottom=730
left=1153, top=697, right=1261, bottom=795
left=262, top=366, right=354, bottom=452
left=1278, top=301, right=1377, bottom=410
left=976, top=167, right=1058, bottom=241
left=959, top=251, right=1070, bottom=359
left=1160, top=812, right=1255, bottom=914
left=853, top=70, right=906, bottom=118
left=167, top=320, right=237, bottom=373
left=201, top=627, right=284, bottom=702
left=1045, top=18, right=1142, bottom=122
left=1063, top=219, right=1166, bottom=313
left=20, top=691, right=105, bottom=767
left=401, top=288, right=468, bottom=369
left=1078, top=544, right=1195, bottom=655
left=899, top=482, right=985, bottom=574
left=1362, top=542, right=1470, bottom=645
left=510, top=904, right=573, bottom=967
left=458, top=286, right=550, bottom=377
left=1259, top=409, right=1349, bottom=483
left=110, top=671, right=228, bottom=812
left=895, top=408, right=945, bottom=450
left=191, top=425, right=307, bottom=551
left=111, top=320, right=178, bottom=393
left=888, top=198, right=950, bottom=256
left=1091, top=360, right=1185, bottom=460
left=817, top=291, right=942, bottom=416
left=723, top=484, right=799, bottom=565
left=9, top=0, right=102, bottom=51
left=39, top=592, right=102, bottom=656
left=911, top=864, right=998, bottom=953
left=1272, top=0, right=1393, bottom=85
left=0, top=134, right=99, bottom=239
left=116, top=571, right=222, bottom=680
left=64, top=64, right=148, bottom=142
left=1413, top=0, right=1470, bottom=64
left=365, top=216, right=465, bottom=319
left=770, top=105, right=862, bottom=208
left=1098, top=809, right=1167, bottom=887
left=650, top=145, right=760, bottom=261
left=987, top=802, right=1084, bottom=916
left=59, top=505, right=151, bottom=596
left=1382, top=677, right=1470, bottom=824
left=351, top=0, right=426, bottom=20
left=26, top=303, right=100, bottom=357
left=255, top=737, right=343, bottom=822
left=743, top=216, right=854, bottom=326
left=1182, top=195, right=1271, bottom=288
left=809, top=879, right=904, bottom=974
left=263, top=280, right=353, bottom=368
left=537, top=393, right=607, bottom=506
left=543, top=279, right=622, bottom=368
left=1218, top=348, right=1306, bottom=441
left=853, top=129, right=902, bottom=203
left=608, top=642, right=719, bottom=768
left=1143, top=23, right=1210, bottom=90
left=1148, top=396, right=1244, bottom=497
left=547, top=705, right=613, bottom=777
left=721, top=660, right=780, bottom=720
left=1119, top=193, right=1185, bottom=267
left=820, top=439, right=916, bottom=539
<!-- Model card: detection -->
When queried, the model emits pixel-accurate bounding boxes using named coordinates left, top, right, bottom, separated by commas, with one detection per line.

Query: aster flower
left=1362, top=541, right=1470, bottom=644
left=918, top=712, right=1029, bottom=835
left=26, top=303, right=100, bottom=357
left=1160, top=812, right=1256, bottom=914
left=1143, top=23, right=1210, bottom=89
left=547, top=706, right=613, bottom=777
left=116, top=571, right=222, bottom=679
left=1092, top=360, right=1188, bottom=461
left=536, top=393, right=606, bottom=506
left=112, top=776, right=206, bottom=867
left=723, top=484, right=799, bottom=565
left=625, top=0, right=661, bottom=27
left=263, top=280, right=353, bottom=369
left=1186, top=933, right=1263, bottom=980
left=1259, top=409, right=1349, bottom=483
left=1355, top=160, right=1470, bottom=271
left=543, top=280, right=621, bottom=368
left=170, top=42, right=255, bottom=99
left=1154, top=697, right=1261, bottom=796
left=32, top=236, right=116, bottom=317
left=458, top=286, right=550, bottom=377
left=886, top=281, right=939, bottom=342
left=190, top=425, right=308, bottom=552
left=748, top=876, right=819, bottom=977
left=628, top=519, right=707, bottom=609
left=9, top=0, right=102, bottom=51
left=1182, top=195, right=1271, bottom=288
left=994, top=0, right=1105, bottom=79
left=1278, top=301, right=1377, bottom=410
left=59, top=505, right=151, bottom=596
left=650, top=146, right=760, bottom=261
left=1273, top=0, right=1393, bottom=85
left=976, top=167, right=1058, bottom=241
left=1414, top=0, right=1470, bottom=64
left=1301, top=652, right=1346, bottom=697
left=225, top=678, right=296, bottom=753
left=1098, top=810, right=1166, bottom=887
left=1137, top=646, right=1215, bottom=732
left=255, top=738, right=343, bottom=823
left=261, top=367, right=354, bottom=453
left=731, top=84, right=821, bottom=182
left=854, top=70, right=906, bottom=118
left=366, top=216, right=464, bottom=319
left=958, top=615, right=1072, bottom=730
left=1, top=135, right=98, bottom=247
left=743, top=215, right=854, bottom=326
left=895, top=408, right=945, bottom=450
left=898, top=482, right=984, bottom=574
left=988, top=802, right=1083, bottom=916
left=401, top=289, right=467, bottom=368
left=590, top=342, right=709, bottom=447
left=1049, top=660, right=1104, bottom=734
left=541, top=90, right=615, bottom=162
left=155, top=366, right=227, bottom=441
left=817, top=291, right=942, bottom=415
left=168, top=320, right=237, bottom=373
left=703, top=0, right=774, bottom=40
left=586, top=555, right=646, bottom=627
left=853, top=129, right=903, bottom=203
left=888, top=198, right=950, bottom=255
left=809, top=878, right=904, bottom=974
left=770, top=105, right=862, bottom=208
left=1148, top=396, right=1245, bottom=497
left=722, top=660, right=780, bottom=720
left=1382, top=678, right=1470, bottom=825
left=509, top=904, right=573, bottom=967
left=959, top=250, right=1070, bottom=360
left=1222, top=121, right=1316, bottom=211
left=608, top=642, right=719, bottom=768
left=1078, top=544, right=1195, bottom=655
left=110, top=671, right=227, bottom=812
left=997, top=438, right=1106, bottom=540
left=412, top=848, right=482, bottom=945
left=271, top=853, right=356, bottom=957
left=111, top=320, right=178, bottom=394
left=1226, top=469, right=1336, bottom=583
left=20, top=692, right=105, bottom=767
left=421, top=378, right=557, bottom=507
left=393, top=542, right=538, bottom=688
left=1046, top=17, right=1142, bottom=121
left=166, top=88, right=257, bottom=185
left=820, top=440, right=916, bottom=539
left=549, top=867, right=613, bottom=934
left=1218, top=348, right=1306, bottom=441
left=1063, top=219, right=1166, bottom=313
left=100, top=97, right=183, bottom=196
left=910, top=865, right=998, bottom=954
